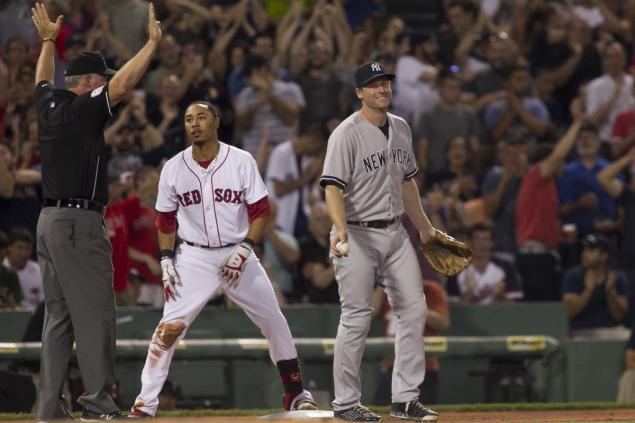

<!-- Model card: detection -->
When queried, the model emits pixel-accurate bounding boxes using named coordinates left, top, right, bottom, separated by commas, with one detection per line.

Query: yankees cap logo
left=370, top=62, right=381, bottom=72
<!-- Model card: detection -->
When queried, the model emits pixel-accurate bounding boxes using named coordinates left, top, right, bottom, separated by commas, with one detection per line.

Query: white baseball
left=336, top=241, right=349, bottom=255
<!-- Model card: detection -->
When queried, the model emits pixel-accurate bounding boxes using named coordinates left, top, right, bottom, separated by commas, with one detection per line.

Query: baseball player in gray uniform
left=320, top=61, right=439, bottom=422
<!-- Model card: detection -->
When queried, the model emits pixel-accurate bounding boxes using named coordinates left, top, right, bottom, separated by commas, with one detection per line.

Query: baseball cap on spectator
left=582, top=233, right=610, bottom=252
left=579, top=122, right=599, bottom=135
left=65, top=51, right=116, bottom=78
left=355, top=61, right=395, bottom=88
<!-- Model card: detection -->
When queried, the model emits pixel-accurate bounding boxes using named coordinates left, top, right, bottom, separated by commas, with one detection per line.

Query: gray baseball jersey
left=320, top=111, right=418, bottom=221
left=321, top=110, right=428, bottom=411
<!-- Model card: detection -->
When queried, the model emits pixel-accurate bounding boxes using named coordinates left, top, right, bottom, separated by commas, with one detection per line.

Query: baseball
left=336, top=241, right=349, bottom=255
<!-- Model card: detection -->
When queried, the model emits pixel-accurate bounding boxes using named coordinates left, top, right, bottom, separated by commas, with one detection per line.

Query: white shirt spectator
left=3, top=257, right=43, bottom=312
left=265, top=141, right=312, bottom=234
left=393, top=55, right=439, bottom=129
left=586, top=74, right=635, bottom=142
left=457, top=262, right=506, bottom=305
left=236, top=81, right=305, bottom=155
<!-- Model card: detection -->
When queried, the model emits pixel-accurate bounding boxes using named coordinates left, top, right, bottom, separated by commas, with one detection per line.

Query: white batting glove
left=161, top=256, right=182, bottom=302
left=220, top=241, right=252, bottom=288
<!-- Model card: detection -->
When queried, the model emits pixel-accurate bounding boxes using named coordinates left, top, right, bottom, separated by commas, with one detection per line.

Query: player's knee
left=149, top=320, right=188, bottom=359
left=342, top=307, right=373, bottom=329
left=401, top=299, right=427, bottom=323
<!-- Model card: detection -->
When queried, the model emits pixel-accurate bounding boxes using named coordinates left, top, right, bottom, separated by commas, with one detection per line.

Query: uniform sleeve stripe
left=404, top=167, right=419, bottom=180
left=320, top=176, right=346, bottom=189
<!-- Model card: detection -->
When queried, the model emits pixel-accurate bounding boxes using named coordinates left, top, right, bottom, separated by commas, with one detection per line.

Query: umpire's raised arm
left=108, top=2, right=162, bottom=105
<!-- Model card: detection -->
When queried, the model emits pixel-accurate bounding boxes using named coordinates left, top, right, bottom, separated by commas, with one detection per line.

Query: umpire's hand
left=31, top=2, right=63, bottom=40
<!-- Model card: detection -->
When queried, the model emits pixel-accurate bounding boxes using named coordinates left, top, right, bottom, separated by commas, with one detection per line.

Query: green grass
left=2, top=402, right=635, bottom=420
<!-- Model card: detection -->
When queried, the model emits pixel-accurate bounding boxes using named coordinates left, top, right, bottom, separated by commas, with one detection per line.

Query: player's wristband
left=42, top=38, right=55, bottom=44
left=241, top=238, right=255, bottom=248
left=160, top=249, right=175, bottom=259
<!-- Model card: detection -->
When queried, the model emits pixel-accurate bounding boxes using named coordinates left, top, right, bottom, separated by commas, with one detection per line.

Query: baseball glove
left=419, top=229, right=473, bottom=277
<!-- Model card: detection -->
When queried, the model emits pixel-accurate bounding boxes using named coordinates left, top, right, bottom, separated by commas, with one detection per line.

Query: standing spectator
left=585, top=42, right=634, bottom=144
left=484, top=63, right=551, bottom=144
left=452, top=223, right=521, bottom=303
left=2, top=227, right=43, bottom=312
left=515, top=106, right=584, bottom=301
left=265, top=123, right=326, bottom=239
left=103, top=0, right=149, bottom=53
left=559, top=122, right=620, bottom=237
left=437, top=0, right=480, bottom=67
left=373, top=279, right=449, bottom=405
left=297, top=201, right=338, bottom=304
left=143, top=34, right=182, bottom=96
left=32, top=3, right=161, bottom=420
left=482, top=140, right=528, bottom=258
left=393, top=32, right=439, bottom=128
left=610, top=83, right=635, bottom=158
left=0, top=230, right=23, bottom=309
left=597, top=148, right=635, bottom=321
left=562, top=233, right=628, bottom=339
left=417, top=67, right=482, bottom=175
left=235, top=55, right=305, bottom=155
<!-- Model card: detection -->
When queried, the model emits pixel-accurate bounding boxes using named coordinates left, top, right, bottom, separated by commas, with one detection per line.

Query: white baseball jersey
left=156, top=142, right=267, bottom=247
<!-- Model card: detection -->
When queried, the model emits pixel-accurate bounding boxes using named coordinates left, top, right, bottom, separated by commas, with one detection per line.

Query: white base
left=259, top=410, right=335, bottom=419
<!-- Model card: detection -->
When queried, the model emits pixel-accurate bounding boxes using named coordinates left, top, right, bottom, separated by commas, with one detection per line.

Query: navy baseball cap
left=65, top=51, right=116, bottom=78
left=583, top=233, right=610, bottom=252
left=355, top=61, right=395, bottom=88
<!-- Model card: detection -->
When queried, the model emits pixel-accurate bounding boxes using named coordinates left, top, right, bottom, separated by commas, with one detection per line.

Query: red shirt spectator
left=129, top=205, right=161, bottom=285
left=104, top=195, right=140, bottom=293
left=516, top=165, right=559, bottom=249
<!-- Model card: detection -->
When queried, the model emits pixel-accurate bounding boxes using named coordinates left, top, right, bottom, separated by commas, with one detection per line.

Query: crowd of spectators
left=1, top=0, right=635, bottom=341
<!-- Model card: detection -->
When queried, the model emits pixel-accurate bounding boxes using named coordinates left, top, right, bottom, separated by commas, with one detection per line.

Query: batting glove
left=220, top=241, right=252, bottom=288
left=161, top=256, right=182, bottom=302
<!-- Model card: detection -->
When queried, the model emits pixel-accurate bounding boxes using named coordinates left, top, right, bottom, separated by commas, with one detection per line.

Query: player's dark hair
left=189, top=101, right=220, bottom=118
left=8, top=227, right=33, bottom=246
left=0, top=230, right=8, bottom=250
left=468, top=223, right=493, bottom=239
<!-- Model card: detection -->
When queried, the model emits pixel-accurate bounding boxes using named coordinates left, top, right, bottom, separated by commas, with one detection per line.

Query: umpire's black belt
left=43, top=198, right=105, bottom=214
left=347, top=218, right=398, bottom=229
left=182, top=240, right=236, bottom=249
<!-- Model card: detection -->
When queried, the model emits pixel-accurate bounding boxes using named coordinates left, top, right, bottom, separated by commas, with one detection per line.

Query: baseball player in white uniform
left=321, top=62, right=439, bottom=422
left=129, top=101, right=316, bottom=417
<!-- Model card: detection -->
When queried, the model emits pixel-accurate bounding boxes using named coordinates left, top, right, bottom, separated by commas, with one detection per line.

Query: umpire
left=31, top=3, right=162, bottom=420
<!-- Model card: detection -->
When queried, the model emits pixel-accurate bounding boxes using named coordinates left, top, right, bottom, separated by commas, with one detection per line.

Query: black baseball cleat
left=334, top=405, right=382, bottom=421
left=389, top=400, right=438, bottom=421
left=80, top=409, right=126, bottom=422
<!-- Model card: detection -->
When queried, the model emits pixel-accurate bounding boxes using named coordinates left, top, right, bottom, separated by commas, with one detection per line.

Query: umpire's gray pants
left=331, top=223, right=427, bottom=410
left=36, top=207, right=119, bottom=419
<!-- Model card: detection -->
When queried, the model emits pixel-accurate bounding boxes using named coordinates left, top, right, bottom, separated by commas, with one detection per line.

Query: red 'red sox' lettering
left=214, top=188, right=243, bottom=204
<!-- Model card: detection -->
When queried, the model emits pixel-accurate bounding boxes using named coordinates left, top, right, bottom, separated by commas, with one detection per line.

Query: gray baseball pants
left=331, top=222, right=427, bottom=410
left=36, top=207, right=119, bottom=419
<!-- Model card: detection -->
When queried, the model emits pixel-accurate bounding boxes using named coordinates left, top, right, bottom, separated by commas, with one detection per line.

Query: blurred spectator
left=297, top=201, right=338, bottom=303
left=373, top=279, right=449, bottom=405
left=585, top=42, right=634, bottom=143
left=597, top=148, right=635, bottom=321
left=437, top=0, right=480, bottom=67
left=535, top=67, right=566, bottom=128
left=265, top=123, right=325, bottom=239
left=393, top=32, right=439, bottom=128
left=452, top=223, right=515, bottom=304
left=516, top=106, right=584, bottom=301
left=562, top=233, right=628, bottom=339
left=262, top=202, right=300, bottom=302
left=559, top=122, right=621, bottom=238
left=0, top=230, right=21, bottom=309
left=482, top=140, right=528, bottom=258
left=103, top=0, right=149, bottom=53
left=143, top=34, right=182, bottom=96
left=417, top=67, right=481, bottom=175
left=0, top=1, right=37, bottom=48
left=235, top=55, right=304, bottom=155
left=129, top=167, right=162, bottom=309
left=2, top=227, right=43, bottom=312
left=484, top=63, right=551, bottom=144
left=617, top=322, right=635, bottom=401
left=611, top=83, right=635, bottom=158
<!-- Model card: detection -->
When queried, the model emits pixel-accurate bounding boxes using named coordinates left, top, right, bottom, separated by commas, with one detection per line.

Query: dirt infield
left=8, top=409, right=635, bottom=423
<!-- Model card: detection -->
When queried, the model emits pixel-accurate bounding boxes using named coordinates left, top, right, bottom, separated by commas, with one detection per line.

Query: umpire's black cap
left=354, top=61, right=395, bottom=88
left=65, top=51, right=117, bottom=78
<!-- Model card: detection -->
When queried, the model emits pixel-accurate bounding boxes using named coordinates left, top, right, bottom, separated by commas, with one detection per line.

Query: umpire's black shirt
left=35, top=80, right=113, bottom=206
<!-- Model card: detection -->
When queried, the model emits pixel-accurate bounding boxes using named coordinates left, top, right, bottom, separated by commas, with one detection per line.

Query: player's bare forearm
left=246, top=216, right=268, bottom=244
left=324, top=185, right=347, bottom=232
left=402, top=178, right=434, bottom=240
left=157, top=230, right=176, bottom=253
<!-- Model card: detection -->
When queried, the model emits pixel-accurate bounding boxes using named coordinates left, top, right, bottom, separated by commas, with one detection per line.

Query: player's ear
left=214, top=115, right=220, bottom=130
left=355, top=87, right=363, bottom=100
